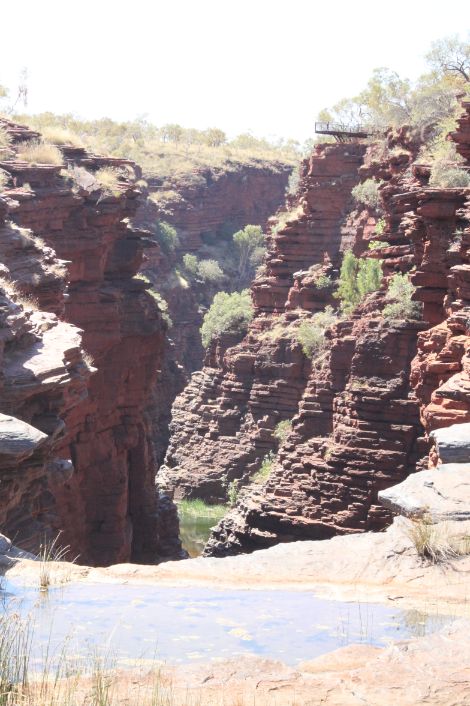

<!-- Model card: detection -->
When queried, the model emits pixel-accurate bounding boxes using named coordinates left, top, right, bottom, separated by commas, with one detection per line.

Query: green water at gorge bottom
left=177, top=501, right=227, bottom=557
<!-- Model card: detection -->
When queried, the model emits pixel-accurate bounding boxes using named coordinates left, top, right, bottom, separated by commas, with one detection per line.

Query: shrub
left=134, top=273, right=172, bottom=325
left=274, top=419, right=292, bottom=443
left=383, top=273, right=422, bottom=320
left=407, top=514, right=470, bottom=563
left=351, top=179, right=383, bottom=208
left=0, top=170, right=8, bottom=189
left=368, top=240, right=389, bottom=250
left=94, top=166, right=121, bottom=193
left=429, top=163, right=470, bottom=188
left=41, top=126, right=84, bottom=147
left=200, top=289, right=253, bottom=348
left=16, top=140, right=63, bottom=165
left=272, top=204, right=303, bottom=234
left=314, top=273, right=333, bottom=289
left=152, top=220, right=180, bottom=254
left=252, top=451, right=275, bottom=483
left=296, top=306, right=338, bottom=358
left=227, top=480, right=239, bottom=507
left=335, top=251, right=382, bottom=314
left=375, top=217, right=386, bottom=235
left=197, top=258, right=224, bottom=283
left=182, top=253, right=199, bottom=275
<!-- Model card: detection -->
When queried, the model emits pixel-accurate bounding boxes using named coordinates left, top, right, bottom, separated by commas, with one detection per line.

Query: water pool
left=1, top=578, right=449, bottom=668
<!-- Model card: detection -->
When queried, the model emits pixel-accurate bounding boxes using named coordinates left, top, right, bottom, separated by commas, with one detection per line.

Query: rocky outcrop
left=0, top=118, right=182, bottom=565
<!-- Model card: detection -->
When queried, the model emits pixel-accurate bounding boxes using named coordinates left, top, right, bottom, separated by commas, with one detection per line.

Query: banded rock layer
left=162, top=113, right=470, bottom=557
left=0, top=119, right=181, bottom=565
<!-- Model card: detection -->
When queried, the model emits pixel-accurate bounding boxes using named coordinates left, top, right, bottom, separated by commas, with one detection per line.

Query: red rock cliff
left=0, top=119, right=182, bottom=565
left=136, top=163, right=291, bottom=375
left=159, top=118, right=470, bottom=557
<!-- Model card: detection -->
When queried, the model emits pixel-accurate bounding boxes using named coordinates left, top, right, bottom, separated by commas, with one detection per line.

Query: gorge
left=1, top=30, right=470, bottom=705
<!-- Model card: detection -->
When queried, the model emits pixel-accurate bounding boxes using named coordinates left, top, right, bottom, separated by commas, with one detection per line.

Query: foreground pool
left=1, top=578, right=449, bottom=667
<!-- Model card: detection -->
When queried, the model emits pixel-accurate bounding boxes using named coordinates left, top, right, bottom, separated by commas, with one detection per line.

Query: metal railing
left=314, top=121, right=370, bottom=136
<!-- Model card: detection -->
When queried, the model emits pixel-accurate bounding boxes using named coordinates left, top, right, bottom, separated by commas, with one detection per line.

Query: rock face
left=0, top=118, right=182, bottom=565
left=161, top=110, right=470, bottom=557
left=160, top=143, right=367, bottom=503
left=136, top=163, right=291, bottom=376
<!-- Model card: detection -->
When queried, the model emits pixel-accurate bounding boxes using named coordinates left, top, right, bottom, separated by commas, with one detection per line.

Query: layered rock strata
left=136, top=163, right=291, bottom=375
left=0, top=119, right=181, bottom=564
left=162, top=114, right=470, bottom=557
left=160, top=142, right=378, bottom=506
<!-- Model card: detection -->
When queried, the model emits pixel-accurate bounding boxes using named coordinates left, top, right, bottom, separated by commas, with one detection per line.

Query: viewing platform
left=315, top=121, right=372, bottom=142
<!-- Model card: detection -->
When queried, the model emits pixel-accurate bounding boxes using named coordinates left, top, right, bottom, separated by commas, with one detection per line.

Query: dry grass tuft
left=16, top=140, right=63, bottom=165
left=95, top=166, right=122, bottom=193
left=407, top=514, right=470, bottom=564
left=41, top=126, right=84, bottom=147
left=38, top=531, right=76, bottom=591
left=0, top=275, right=39, bottom=310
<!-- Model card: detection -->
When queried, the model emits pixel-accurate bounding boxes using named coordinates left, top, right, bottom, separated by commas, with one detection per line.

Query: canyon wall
left=161, top=109, right=470, bottom=557
left=0, top=119, right=181, bottom=565
left=136, top=163, right=291, bottom=375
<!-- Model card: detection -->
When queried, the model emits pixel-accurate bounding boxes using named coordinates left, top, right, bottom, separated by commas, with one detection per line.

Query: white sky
left=1, top=0, right=469, bottom=142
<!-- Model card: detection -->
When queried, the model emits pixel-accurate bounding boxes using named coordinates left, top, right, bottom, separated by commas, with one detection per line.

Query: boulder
left=378, top=463, right=470, bottom=522
left=431, top=423, right=470, bottom=464
left=0, top=414, right=47, bottom=461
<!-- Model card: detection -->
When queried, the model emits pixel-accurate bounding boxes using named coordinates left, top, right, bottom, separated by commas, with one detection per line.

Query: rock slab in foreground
left=431, top=423, right=470, bottom=464
left=378, top=463, right=470, bottom=521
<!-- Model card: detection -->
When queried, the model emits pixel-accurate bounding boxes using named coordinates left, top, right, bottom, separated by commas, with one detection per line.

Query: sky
left=1, top=0, right=469, bottom=143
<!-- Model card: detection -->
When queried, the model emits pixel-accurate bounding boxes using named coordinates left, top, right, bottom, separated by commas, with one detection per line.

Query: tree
left=335, top=251, right=382, bottom=314
left=356, top=68, right=412, bottom=127
left=426, top=35, right=470, bottom=82
left=160, top=123, right=184, bottom=144
left=233, top=225, right=265, bottom=285
left=351, top=179, right=383, bottom=208
left=203, top=128, right=226, bottom=147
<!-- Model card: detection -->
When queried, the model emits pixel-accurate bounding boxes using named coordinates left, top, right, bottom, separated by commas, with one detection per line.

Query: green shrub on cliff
left=383, top=273, right=422, bottom=320
left=296, top=306, right=338, bottom=358
left=252, top=451, right=275, bottom=483
left=335, top=251, right=382, bottom=314
left=200, top=289, right=253, bottom=348
left=151, top=220, right=180, bottom=254
left=197, top=259, right=225, bottom=283
left=351, top=179, right=383, bottom=209
left=274, top=419, right=292, bottom=443
left=182, top=253, right=199, bottom=275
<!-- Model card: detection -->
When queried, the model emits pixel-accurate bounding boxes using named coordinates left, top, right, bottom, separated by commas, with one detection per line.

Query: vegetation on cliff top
left=319, top=34, right=470, bottom=182
left=9, top=113, right=299, bottom=181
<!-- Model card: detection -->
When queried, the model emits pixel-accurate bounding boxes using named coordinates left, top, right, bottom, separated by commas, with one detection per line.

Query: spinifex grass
left=38, top=533, right=76, bottom=592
